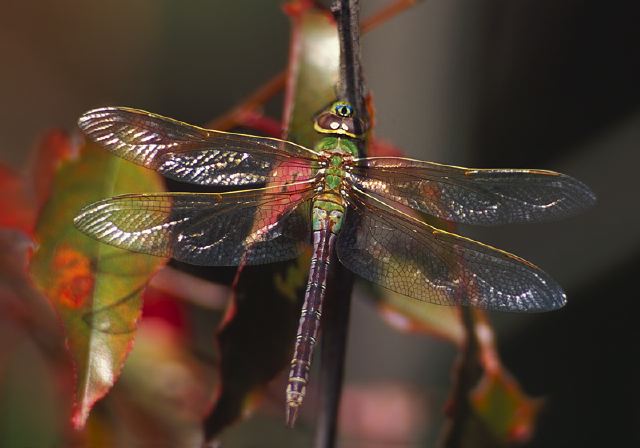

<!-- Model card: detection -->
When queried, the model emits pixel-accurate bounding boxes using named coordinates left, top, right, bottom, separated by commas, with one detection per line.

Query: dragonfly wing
left=74, top=182, right=315, bottom=266
left=78, top=107, right=320, bottom=187
left=336, top=187, right=566, bottom=311
left=349, top=157, right=595, bottom=225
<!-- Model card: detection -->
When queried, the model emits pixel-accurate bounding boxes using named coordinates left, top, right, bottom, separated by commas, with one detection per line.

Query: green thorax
left=314, top=136, right=358, bottom=191
left=310, top=136, right=358, bottom=233
left=314, top=135, right=359, bottom=156
left=310, top=101, right=364, bottom=234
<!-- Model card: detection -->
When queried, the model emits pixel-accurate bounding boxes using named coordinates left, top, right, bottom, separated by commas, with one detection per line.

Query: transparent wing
left=349, top=157, right=596, bottom=225
left=336, top=187, right=566, bottom=312
left=74, top=181, right=316, bottom=266
left=78, top=107, right=321, bottom=187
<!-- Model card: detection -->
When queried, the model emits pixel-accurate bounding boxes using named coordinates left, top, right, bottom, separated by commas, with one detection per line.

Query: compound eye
left=335, top=104, right=352, bottom=117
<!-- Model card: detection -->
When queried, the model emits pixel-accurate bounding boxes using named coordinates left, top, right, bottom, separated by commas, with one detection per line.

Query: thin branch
left=206, top=72, right=287, bottom=131
left=361, top=0, right=421, bottom=34
left=314, top=1, right=368, bottom=447
left=206, top=0, right=418, bottom=131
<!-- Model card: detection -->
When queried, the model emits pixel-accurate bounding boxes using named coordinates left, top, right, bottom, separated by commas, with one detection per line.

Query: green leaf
left=29, top=141, right=166, bottom=429
left=284, top=1, right=340, bottom=146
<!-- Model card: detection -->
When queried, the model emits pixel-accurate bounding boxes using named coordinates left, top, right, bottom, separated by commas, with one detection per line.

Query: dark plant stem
left=332, top=0, right=367, bottom=126
left=314, top=267, right=354, bottom=448
left=314, top=1, right=368, bottom=447
left=440, top=308, right=483, bottom=447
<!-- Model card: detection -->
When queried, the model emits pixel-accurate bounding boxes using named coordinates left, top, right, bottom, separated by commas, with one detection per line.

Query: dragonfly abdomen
left=286, top=204, right=341, bottom=427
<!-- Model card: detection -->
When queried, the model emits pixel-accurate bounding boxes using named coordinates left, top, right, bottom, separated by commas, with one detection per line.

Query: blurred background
left=1, top=0, right=639, bottom=446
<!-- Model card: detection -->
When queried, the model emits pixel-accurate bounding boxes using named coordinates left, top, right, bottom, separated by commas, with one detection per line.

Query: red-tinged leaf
left=470, top=313, right=542, bottom=443
left=0, top=165, right=35, bottom=234
left=29, top=130, right=76, bottom=212
left=0, top=131, right=76, bottom=235
left=470, top=369, right=542, bottom=444
left=442, top=309, right=542, bottom=447
left=141, top=284, right=188, bottom=332
left=234, top=109, right=284, bottom=138
left=29, top=141, right=166, bottom=429
left=368, top=137, right=406, bottom=158
left=204, top=1, right=340, bottom=439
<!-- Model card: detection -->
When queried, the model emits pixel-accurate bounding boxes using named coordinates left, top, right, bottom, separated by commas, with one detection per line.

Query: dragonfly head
left=314, top=101, right=366, bottom=139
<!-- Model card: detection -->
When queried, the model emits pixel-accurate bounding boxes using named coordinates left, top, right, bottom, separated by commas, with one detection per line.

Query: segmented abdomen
left=285, top=226, right=336, bottom=426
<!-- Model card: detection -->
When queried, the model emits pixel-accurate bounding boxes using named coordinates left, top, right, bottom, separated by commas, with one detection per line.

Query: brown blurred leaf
left=0, top=231, right=73, bottom=447
left=29, top=141, right=166, bottom=429
left=0, top=229, right=66, bottom=360
left=101, top=319, right=214, bottom=447
left=205, top=258, right=310, bottom=438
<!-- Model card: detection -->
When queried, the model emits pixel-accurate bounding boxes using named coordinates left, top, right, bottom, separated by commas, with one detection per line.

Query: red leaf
left=0, top=165, right=35, bottom=234
left=29, top=130, right=76, bottom=212
left=368, top=137, right=406, bottom=158
left=0, top=130, right=75, bottom=235
left=141, top=283, right=188, bottom=331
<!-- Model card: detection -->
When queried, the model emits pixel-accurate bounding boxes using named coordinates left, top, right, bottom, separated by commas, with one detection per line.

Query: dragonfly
left=74, top=101, right=595, bottom=426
